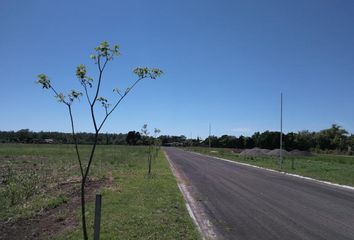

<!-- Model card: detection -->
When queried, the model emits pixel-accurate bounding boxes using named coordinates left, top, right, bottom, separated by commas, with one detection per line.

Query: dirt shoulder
left=164, top=149, right=218, bottom=240
left=0, top=178, right=111, bottom=240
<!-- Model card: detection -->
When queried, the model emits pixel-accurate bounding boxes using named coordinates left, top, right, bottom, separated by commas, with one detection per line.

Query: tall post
left=280, top=92, right=283, bottom=170
left=209, top=123, right=211, bottom=148
left=190, top=132, right=193, bottom=146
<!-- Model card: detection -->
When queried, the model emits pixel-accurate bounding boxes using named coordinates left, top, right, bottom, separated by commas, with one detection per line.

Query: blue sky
left=1, top=0, right=354, bottom=138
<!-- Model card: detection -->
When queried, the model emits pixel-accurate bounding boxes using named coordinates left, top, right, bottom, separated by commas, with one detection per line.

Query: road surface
left=164, top=147, right=354, bottom=240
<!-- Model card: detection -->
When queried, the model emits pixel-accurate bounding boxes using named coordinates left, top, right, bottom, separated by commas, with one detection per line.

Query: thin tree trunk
left=81, top=179, right=88, bottom=240
left=81, top=132, right=99, bottom=240
left=148, top=154, right=152, bottom=175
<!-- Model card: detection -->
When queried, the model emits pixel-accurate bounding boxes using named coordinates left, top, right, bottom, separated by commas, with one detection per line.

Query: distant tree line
left=157, top=124, right=354, bottom=153
left=125, top=131, right=189, bottom=146
left=202, top=124, right=354, bottom=152
left=1, top=124, right=353, bottom=152
left=0, top=129, right=127, bottom=145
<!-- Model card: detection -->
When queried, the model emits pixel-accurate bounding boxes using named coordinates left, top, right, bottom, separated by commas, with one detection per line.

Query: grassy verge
left=184, top=147, right=354, bottom=187
left=60, top=146, right=200, bottom=240
left=0, top=144, right=200, bottom=239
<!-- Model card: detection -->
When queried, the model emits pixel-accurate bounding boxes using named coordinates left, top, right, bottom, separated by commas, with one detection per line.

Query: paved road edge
left=164, top=150, right=217, bottom=240
left=187, top=150, right=354, bottom=192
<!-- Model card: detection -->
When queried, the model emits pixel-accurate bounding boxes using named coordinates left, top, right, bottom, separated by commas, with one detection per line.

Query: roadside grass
left=59, top=146, right=200, bottom=240
left=185, top=147, right=354, bottom=187
left=0, top=144, right=200, bottom=239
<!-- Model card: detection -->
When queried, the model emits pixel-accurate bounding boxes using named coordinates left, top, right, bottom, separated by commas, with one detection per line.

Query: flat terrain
left=187, top=147, right=354, bottom=187
left=165, top=147, right=354, bottom=240
left=0, top=144, right=200, bottom=240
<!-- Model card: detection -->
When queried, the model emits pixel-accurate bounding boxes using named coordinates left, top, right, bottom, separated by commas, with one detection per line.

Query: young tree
left=140, top=124, right=161, bottom=175
left=36, top=41, right=162, bottom=240
left=153, top=128, right=161, bottom=160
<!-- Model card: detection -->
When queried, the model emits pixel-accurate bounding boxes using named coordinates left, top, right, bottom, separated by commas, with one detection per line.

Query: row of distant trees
left=1, top=124, right=353, bottom=152
left=203, top=124, right=354, bottom=152
left=125, top=131, right=189, bottom=146
left=159, top=124, right=354, bottom=152
left=0, top=129, right=127, bottom=145
left=0, top=129, right=181, bottom=146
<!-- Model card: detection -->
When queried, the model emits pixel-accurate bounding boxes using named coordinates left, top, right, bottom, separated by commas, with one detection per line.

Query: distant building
left=43, top=138, right=54, bottom=144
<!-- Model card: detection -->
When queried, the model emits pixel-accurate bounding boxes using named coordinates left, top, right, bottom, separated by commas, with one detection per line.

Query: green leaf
left=76, top=64, right=87, bottom=79
left=97, top=97, right=108, bottom=103
left=150, top=68, right=163, bottom=79
left=36, top=74, right=51, bottom=89
left=56, top=93, right=66, bottom=103
left=133, top=67, right=149, bottom=78
left=68, top=90, right=83, bottom=102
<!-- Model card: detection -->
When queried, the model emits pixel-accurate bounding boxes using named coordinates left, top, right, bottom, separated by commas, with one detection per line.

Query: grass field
left=0, top=144, right=200, bottom=239
left=185, top=147, right=354, bottom=187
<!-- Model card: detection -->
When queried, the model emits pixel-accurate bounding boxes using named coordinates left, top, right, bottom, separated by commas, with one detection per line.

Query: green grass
left=185, top=147, right=354, bottom=187
left=0, top=144, right=200, bottom=239
left=0, top=144, right=101, bottom=220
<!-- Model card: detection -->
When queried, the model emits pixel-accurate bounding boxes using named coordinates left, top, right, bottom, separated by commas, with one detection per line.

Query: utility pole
left=209, top=123, right=211, bottom=148
left=190, top=132, right=193, bottom=146
left=280, top=92, right=283, bottom=170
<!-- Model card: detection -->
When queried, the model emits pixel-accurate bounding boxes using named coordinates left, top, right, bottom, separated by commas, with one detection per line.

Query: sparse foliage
left=1, top=164, right=40, bottom=206
left=37, top=41, right=162, bottom=240
left=140, top=124, right=161, bottom=175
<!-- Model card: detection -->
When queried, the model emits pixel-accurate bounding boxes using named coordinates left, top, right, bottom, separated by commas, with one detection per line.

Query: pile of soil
left=231, top=149, right=243, bottom=154
left=266, top=149, right=291, bottom=157
left=240, top=148, right=270, bottom=157
left=240, top=148, right=314, bottom=157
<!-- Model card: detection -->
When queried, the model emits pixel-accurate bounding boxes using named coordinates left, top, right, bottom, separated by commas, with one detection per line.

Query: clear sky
left=1, top=0, right=354, bottom=138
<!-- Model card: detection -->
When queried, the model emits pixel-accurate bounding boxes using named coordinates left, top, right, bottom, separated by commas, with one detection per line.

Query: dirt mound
left=231, top=149, right=243, bottom=154
left=240, top=148, right=314, bottom=157
left=266, top=149, right=291, bottom=157
left=290, top=149, right=313, bottom=157
left=240, top=148, right=270, bottom=157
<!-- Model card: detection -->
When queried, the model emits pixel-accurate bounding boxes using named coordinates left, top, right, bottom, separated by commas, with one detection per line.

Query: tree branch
left=101, top=57, right=109, bottom=72
left=68, top=105, right=84, bottom=177
left=88, top=57, right=110, bottom=132
left=90, top=105, right=98, bottom=132
left=83, top=84, right=92, bottom=106
left=49, top=86, right=69, bottom=106
left=83, top=132, right=99, bottom=180
left=92, top=56, right=109, bottom=106
left=97, top=77, right=145, bottom=132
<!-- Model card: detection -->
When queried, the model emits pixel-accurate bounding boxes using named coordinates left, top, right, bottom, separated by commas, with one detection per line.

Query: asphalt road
left=164, top=147, right=354, bottom=240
